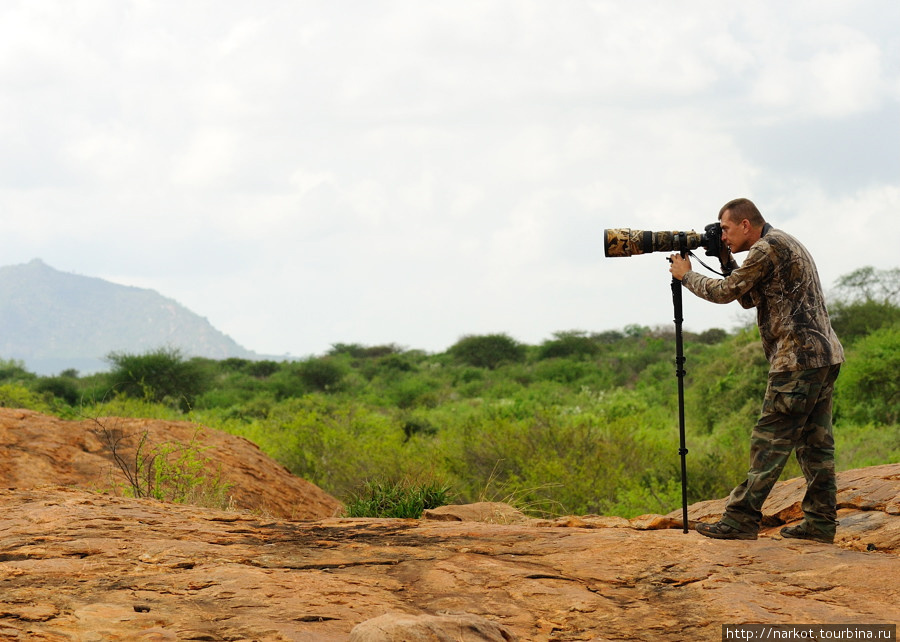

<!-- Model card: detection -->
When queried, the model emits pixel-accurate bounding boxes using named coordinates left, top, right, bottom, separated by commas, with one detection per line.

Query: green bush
left=829, top=265, right=900, bottom=343
left=92, top=421, right=233, bottom=508
left=538, top=330, right=601, bottom=360
left=329, top=343, right=403, bottom=359
left=533, top=358, right=594, bottom=384
left=0, top=383, right=51, bottom=412
left=343, top=478, right=453, bottom=518
left=297, top=358, right=346, bottom=392
left=830, top=300, right=900, bottom=344
left=686, top=330, right=768, bottom=434
left=6, top=271, right=897, bottom=522
left=0, top=359, right=35, bottom=384
left=449, top=333, right=526, bottom=369
left=245, top=360, right=281, bottom=378
left=105, top=348, right=211, bottom=412
left=34, top=375, right=81, bottom=405
left=836, top=324, right=900, bottom=425
left=695, top=328, right=728, bottom=344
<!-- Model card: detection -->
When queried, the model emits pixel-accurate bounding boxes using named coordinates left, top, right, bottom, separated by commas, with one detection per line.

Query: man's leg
left=719, top=367, right=832, bottom=533
left=793, top=364, right=840, bottom=538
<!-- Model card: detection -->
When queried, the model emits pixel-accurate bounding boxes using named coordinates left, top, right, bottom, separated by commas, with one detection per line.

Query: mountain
left=0, top=259, right=257, bottom=375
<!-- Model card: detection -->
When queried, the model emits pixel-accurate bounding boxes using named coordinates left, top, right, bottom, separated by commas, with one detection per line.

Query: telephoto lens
left=603, top=228, right=702, bottom=257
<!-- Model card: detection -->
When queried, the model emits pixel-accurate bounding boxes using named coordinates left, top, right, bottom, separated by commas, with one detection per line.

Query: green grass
left=343, top=478, right=454, bottom=518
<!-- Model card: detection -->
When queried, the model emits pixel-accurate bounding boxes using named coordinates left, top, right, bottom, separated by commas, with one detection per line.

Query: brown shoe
left=780, top=523, right=834, bottom=544
left=695, top=521, right=758, bottom=540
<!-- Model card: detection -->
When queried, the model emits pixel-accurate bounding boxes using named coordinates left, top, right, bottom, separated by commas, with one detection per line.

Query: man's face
left=719, top=211, right=751, bottom=253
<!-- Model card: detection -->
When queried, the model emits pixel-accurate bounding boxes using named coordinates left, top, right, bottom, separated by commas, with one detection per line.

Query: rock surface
left=1, top=409, right=898, bottom=640
left=348, top=613, right=517, bottom=642
left=0, top=462, right=897, bottom=640
left=682, top=462, right=900, bottom=553
left=0, top=408, right=340, bottom=519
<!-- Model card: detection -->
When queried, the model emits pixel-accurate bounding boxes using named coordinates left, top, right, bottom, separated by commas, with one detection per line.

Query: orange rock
left=0, top=407, right=340, bottom=519
left=1, top=408, right=897, bottom=640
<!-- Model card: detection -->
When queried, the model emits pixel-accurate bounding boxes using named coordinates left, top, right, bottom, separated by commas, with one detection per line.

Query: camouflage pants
left=721, top=364, right=841, bottom=536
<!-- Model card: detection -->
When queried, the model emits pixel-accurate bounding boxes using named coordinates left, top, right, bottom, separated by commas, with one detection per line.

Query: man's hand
left=668, top=254, right=692, bottom=280
left=719, top=245, right=738, bottom=276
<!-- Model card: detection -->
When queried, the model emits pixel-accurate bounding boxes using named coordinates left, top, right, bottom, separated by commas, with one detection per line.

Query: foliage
left=3, top=264, right=898, bottom=519
left=695, top=328, right=728, bottom=344
left=343, top=477, right=453, bottom=518
left=830, top=266, right=900, bottom=343
left=0, top=359, right=35, bottom=384
left=830, top=300, right=900, bottom=344
left=329, top=343, right=404, bottom=359
left=835, top=324, right=900, bottom=425
left=537, top=330, right=602, bottom=360
left=106, top=347, right=211, bottom=411
left=91, top=418, right=233, bottom=508
left=34, top=375, right=81, bottom=406
left=296, top=358, right=346, bottom=392
left=0, top=383, right=53, bottom=412
left=833, top=266, right=900, bottom=305
left=449, top=333, right=527, bottom=369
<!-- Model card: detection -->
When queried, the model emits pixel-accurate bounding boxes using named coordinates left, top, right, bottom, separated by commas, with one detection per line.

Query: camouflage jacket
left=682, top=225, right=844, bottom=372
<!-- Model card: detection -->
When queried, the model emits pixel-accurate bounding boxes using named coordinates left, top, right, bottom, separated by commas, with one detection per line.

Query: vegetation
left=343, top=478, right=453, bottom=518
left=2, top=266, right=897, bottom=518
left=90, top=419, right=233, bottom=508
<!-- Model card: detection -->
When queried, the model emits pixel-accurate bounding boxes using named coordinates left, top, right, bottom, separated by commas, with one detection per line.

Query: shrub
left=449, top=333, right=526, bottom=369
left=297, top=358, right=346, bottom=392
left=387, top=375, right=440, bottom=409
left=0, top=359, right=35, bottom=383
left=533, top=358, right=594, bottom=384
left=268, top=358, right=346, bottom=398
left=538, top=330, right=601, bottom=360
left=695, top=328, right=728, bottom=344
left=245, top=360, right=281, bottom=378
left=34, top=376, right=81, bottom=406
left=830, top=300, right=900, bottom=344
left=91, top=421, right=233, bottom=509
left=343, top=478, right=453, bottom=518
left=0, top=383, right=51, bottom=412
left=836, top=324, right=900, bottom=425
left=329, top=343, right=403, bottom=359
left=829, top=265, right=900, bottom=343
left=105, top=348, right=211, bottom=412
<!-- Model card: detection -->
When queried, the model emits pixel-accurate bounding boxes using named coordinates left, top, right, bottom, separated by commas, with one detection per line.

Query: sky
left=1, top=1, right=898, bottom=358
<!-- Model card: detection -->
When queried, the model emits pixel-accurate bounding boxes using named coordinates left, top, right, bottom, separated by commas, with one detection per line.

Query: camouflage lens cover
left=604, top=228, right=702, bottom=257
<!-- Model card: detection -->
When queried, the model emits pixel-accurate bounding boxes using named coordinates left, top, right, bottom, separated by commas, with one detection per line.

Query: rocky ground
left=0, top=409, right=897, bottom=641
left=0, top=408, right=340, bottom=520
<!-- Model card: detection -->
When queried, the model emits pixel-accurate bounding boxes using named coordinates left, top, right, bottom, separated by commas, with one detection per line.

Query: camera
left=604, top=222, right=724, bottom=259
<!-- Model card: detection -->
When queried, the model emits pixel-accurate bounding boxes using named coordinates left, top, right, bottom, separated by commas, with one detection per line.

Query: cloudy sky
left=2, top=1, right=898, bottom=357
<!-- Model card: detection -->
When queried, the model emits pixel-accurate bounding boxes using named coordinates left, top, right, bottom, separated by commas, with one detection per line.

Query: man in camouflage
left=668, top=198, right=844, bottom=543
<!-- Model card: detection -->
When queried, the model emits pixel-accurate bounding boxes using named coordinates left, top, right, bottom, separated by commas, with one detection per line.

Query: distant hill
left=0, top=259, right=257, bottom=375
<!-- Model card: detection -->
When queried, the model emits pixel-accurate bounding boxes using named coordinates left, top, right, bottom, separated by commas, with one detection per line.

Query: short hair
left=719, top=198, right=765, bottom=228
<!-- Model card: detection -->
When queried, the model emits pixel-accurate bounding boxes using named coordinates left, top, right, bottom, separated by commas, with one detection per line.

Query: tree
left=830, top=266, right=900, bottom=343
left=105, top=347, right=211, bottom=412
left=833, top=266, right=900, bottom=305
left=538, top=330, right=601, bottom=360
left=297, top=358, right=346, bottom=392
left=836, top=324, right=900, bottom=425
left=449, top=333, right=527, bottom=369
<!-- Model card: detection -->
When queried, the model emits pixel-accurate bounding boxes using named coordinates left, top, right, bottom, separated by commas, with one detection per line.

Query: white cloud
left=752, top=26, right=887, bottom=118
left=0, top=0, right=897, bottom=357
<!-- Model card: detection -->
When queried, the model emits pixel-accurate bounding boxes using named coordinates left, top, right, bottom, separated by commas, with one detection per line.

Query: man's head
left=718, top=198, right=766, bottom=253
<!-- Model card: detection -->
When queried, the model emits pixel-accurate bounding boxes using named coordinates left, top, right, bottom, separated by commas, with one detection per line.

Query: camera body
left=604, top=222, right=724, bottom=259
left=701, top=222, right=724, bottom=260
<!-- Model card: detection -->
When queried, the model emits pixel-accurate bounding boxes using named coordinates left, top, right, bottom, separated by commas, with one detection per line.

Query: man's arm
left=674, top=244, right=772, bottom=306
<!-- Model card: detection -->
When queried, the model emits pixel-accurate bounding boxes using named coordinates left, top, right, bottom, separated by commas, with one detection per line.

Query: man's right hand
left=720, top=247, right=738, bottom=276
